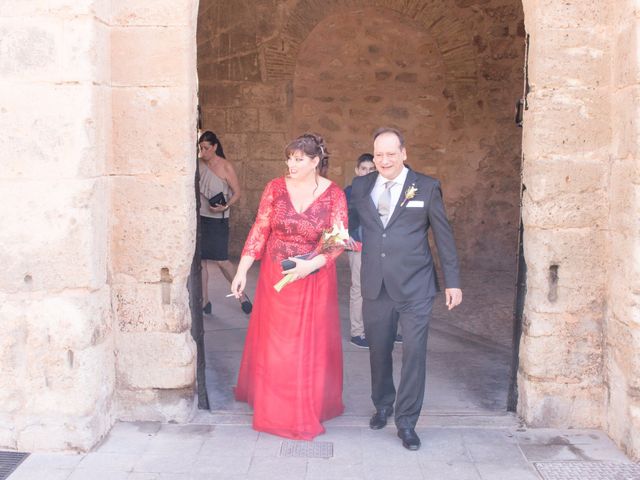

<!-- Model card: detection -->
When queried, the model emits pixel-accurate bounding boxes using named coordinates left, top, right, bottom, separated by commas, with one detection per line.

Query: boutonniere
left=400, top=183, right=418, bottom=207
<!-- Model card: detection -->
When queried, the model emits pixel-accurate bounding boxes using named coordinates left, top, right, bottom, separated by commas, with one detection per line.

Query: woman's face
left=199, top=141, right=216, bottom=161
left=286, top=150, right=319, bottom=179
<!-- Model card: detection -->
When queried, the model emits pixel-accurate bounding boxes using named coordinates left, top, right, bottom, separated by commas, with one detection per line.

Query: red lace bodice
left=242, top=177, right=348, bottom=264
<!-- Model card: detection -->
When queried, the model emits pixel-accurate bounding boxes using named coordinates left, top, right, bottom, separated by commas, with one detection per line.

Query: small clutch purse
left=281, top=253, right=319, bottom=274
left=208, top=192, right=227, bottom=207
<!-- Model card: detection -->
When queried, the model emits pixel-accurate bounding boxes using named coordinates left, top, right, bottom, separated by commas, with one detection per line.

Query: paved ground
left=6, top=260, right=638, bottom=479
left=8, top=423, right=636, bottom=480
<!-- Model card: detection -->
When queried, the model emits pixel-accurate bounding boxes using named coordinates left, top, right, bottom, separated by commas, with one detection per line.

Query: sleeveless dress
left=199, top=159, right=231, bottom=261
left=235, top=177, right=347, bottom=439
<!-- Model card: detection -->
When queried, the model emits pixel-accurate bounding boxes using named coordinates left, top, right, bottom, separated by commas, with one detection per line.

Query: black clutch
left=281, top=253, right=318, bottom=274
left=208, top=192, right=227, bottom=207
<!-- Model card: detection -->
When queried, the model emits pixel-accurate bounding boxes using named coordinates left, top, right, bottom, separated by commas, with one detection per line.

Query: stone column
left=519, top=0, right=611, bottom=427
left=0, top=0, right=115, bottom=451
left=605, top=0, right=640, bottom=460
left=109, top=0, right=199, bottom=421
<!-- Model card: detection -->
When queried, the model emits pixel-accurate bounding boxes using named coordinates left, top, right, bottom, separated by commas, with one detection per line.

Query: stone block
left=519, top=328, right=602, bottom=383
left=111, top=26, right=193, bottom=87
left=198, top=83, right=243, bottom=108
left=611, top=87, right=640, bottom=160
left=259, top=107, right=288, bottom=132
left=0, top=19, right=58, bottom=80
left=116, top=387, right=194, bottom=422
left=0, top=0, right=108, bottom=19
left=0, top=178, right=108, bottom=291
left=524, top=0, right=611, bottom=29
left=110, top=176, right=196, bottom=282
left=111, top=0, right=195, bottom=26
left=0, top=84, right=108, bottom=179
left=523, top=87, right=611, bottom=160
left=111, top=87, right=197, bottom=175
left=218, top=133, right=249, bottom=161
left=522, top=227, right=606, bottom=314
left=612, top=19, right=640, bottom=88
left=522, top=160, right=608, bottom=228
left=226, top=108, right=259, bottom=132
left=16, top=409, right=112, bottom=452
left=112, top=280, right=191, bottom=333
left=245, top=161, right=287, bottom=190
left=115, top=331, right=196, bottom=390
left=518, top=377, right=603, bottom=428
left=527, top=28, right=610, bottom=89
left=239, top=83, right=289, bottom=108
left=60, top=17, right=110, bottom=85
left=0, top=290, right=115, bottom=425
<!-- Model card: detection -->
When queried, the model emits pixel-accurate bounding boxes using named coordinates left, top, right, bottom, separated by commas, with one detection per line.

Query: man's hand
left=445, top=288, right=462, bottom=310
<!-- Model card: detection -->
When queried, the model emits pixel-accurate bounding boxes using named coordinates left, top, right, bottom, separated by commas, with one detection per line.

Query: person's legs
left=363, top=286, right=398, bottom=410
left=348, top=251, right=364, bottom=338
left=394, top=296, right=434, bottom=429
left=201, top=259, right=212, bottom=313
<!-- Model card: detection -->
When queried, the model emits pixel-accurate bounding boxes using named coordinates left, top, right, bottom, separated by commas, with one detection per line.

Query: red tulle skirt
left=235, top=255, right=344, bottom=439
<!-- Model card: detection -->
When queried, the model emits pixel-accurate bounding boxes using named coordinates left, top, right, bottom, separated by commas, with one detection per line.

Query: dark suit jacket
left=349, top=169, right=460, bottom=302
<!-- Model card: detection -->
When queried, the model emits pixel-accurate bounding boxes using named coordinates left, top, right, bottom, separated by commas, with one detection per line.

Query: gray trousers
left=363, top=284, right=434, bottom=429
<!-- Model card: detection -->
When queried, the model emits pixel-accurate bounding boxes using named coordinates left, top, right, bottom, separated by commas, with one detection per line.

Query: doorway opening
left=195, top=0, right=527, bottom=420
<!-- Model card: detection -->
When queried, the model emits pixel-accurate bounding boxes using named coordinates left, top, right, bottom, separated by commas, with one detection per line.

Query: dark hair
left=373, top=127, right=405, bottom=149
left=198, top=130, right=226, bottom=159
left=357, top=153, right=374, bottom=166
left=284, top=133, right=329, bottom=177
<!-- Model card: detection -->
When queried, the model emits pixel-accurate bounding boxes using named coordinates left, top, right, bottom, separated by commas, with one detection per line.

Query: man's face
left=355, top=160, right=376, bottom=177
left=373, top=133, right=406, bottom=180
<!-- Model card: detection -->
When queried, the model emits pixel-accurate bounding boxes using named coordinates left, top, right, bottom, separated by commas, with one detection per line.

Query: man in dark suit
left=349, top=127, right=462, bottom=450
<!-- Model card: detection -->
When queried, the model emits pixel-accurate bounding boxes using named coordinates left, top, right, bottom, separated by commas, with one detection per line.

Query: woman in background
left=198, top=130, right=252, bottom=315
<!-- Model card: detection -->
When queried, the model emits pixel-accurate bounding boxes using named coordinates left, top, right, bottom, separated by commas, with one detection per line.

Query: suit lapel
left=385, top=169, right=418, bottom=230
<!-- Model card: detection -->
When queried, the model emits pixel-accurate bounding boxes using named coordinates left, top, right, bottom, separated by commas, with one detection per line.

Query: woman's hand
left=231, top=272, right=246, bottom=299
left=209, top=203, right=227, bottom=214
left=283, top=255, right=326, bottom=280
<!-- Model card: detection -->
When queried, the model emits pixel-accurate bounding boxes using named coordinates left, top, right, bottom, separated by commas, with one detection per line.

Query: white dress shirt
left=370, top=167, right=409, bottom=220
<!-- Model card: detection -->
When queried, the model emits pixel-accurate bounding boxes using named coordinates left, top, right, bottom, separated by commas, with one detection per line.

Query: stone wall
left=0, top=0, right=115, bottom=451
left=197, top=0, right=525, bottom=272
left=518, top=0, right=611, bottom=430
left=109, top=0, right=199, bottom=424
left=0, top=0, right=200, bottom=451
left=605, top=0, right=640, bottom=458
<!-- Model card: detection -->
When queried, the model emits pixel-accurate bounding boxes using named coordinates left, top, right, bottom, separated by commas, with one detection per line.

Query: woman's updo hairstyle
left=198, top=130, right=226, bottom=159
left=284, top=133, right=329, bottom=177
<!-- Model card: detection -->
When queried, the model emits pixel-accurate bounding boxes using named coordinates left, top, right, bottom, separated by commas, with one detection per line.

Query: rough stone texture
left=0, top=0, right=199, bottom=452
left=1, top=0, right=640, bottom=462
left=519, top=0, right=640, bottom=462
left=603, top=0, right=640, bottom=461
left=109, top=1, right=200, bottom=428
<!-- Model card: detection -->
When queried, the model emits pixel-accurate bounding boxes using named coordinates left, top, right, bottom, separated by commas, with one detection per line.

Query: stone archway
left=197, top=0, right=526, bottom=416
left=2, top=0, right=640, bottom=462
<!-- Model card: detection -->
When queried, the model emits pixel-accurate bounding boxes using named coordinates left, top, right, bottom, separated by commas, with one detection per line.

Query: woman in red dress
left=230, top=133, right=347, bottom=440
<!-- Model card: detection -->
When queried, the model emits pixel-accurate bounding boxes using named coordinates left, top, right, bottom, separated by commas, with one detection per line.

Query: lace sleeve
left=321, top=186, right=348, bottom=265
left=241, top=180, right=276, bottom=260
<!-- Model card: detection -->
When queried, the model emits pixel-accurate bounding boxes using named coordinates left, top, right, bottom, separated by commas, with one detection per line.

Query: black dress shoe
left=240, top=299, right=252, bottom=314
left=397, top=428, right=421, bottom=450
left=369, top=407, right=393, bottom=430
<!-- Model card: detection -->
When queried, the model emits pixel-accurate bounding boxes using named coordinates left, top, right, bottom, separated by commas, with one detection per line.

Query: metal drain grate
left=279, top=440, right=333, bottom=459
left=535, top=461, right=640, bottom=480
left=0, top=451, right=29, bottom=480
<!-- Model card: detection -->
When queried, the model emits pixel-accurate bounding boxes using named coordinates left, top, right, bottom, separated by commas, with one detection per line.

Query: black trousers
left=363, top=284, right=434, bottom=429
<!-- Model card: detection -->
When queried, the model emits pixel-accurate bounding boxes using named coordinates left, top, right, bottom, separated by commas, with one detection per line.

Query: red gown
left=235, top=177, right=347, bottom=440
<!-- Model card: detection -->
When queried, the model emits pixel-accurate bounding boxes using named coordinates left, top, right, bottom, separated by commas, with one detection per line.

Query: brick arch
left=263, top=0, right=477, bottom=89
